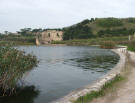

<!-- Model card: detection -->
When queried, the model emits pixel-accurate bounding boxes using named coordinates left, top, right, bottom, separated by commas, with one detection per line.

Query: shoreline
left=53, top=47, right=127, bottom=103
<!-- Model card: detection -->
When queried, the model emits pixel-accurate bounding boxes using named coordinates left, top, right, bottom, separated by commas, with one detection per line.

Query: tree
left=4, top=31, right=8, bottom=35
left=19, top=28, right=32, bottom=36
left=63, top=24, right=93, bottom=40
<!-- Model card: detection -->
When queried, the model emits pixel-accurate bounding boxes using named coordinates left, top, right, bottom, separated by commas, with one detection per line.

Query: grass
left=0, top=35, right=36, bottom=46
left=52, top=36, right=130, bottom=46
left=0, top=35, right=133, bottom=47
left=0, top=41, right=35, bottom=46
left=74, top=75, right=124, bottom=103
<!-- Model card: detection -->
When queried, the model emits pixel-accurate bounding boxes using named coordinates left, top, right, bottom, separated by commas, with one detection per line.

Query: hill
left=63, top=18, right=135, bottom=40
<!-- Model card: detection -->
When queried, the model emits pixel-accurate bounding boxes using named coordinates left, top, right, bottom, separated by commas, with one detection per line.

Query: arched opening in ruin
left=57, top=33, right=59, bottom=37
left=48, top=33, right=50, bottom=37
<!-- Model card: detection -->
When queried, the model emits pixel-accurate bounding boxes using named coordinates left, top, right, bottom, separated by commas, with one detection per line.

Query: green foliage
left=128, top=18, right=135, bottom=23
left=17, top=28, right=43, bottom=36
left=0, top=46, right=38, bottom=93
left=74, top=75, right=124, bottom=103
left=32, top=28, right=42, bottom=33
left=96, top=18, right=123, bottom=27
left=63, top=18, right=135, bottom=40
left=90, top=18, right=95, bottom=22
left=98, top=28, right=135, bottom=37
left=127, top=41, right=135, bottom=52
left=0, top=35, right=35, bottom=45
left=74, top=90, right=104, bottom=103
left=19, top=28, right=33, bottom=36
left=1, top=36, right=35, bottom=43
left=52, top=36, right=129, bottom=46
left=63, top=22, right=94, bottom=40
left=17, top=28, right=62, bottom=36
left=79, top=19, right=90, bottom=25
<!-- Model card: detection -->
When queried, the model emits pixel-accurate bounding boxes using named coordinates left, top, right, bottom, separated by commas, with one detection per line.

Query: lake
left=0, top=46, right=119, bottom=103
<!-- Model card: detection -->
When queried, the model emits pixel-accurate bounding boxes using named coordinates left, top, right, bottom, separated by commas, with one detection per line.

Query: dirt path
left=90, top=51, right=135, bottom=103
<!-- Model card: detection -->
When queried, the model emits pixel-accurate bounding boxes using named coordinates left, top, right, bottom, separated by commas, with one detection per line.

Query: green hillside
left=63, top=18, right=135, bottom=40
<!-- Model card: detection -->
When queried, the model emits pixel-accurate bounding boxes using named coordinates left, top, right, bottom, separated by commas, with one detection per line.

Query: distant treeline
left=1, top=17, right=135, bottom=41
left=1, top=28, right=62, bottom=37
left=0, top=28, right=62, bottom=44
left=16, top=28, right=62, bottom=36
left=0, top=35, right=35, bottom=43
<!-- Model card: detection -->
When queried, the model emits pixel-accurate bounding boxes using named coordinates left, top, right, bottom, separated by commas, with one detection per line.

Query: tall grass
left=0, top=46, right=38, bottom=95
left=52, top=36, right=129, bottom=46
left=100, top=41, right=116, bottom=49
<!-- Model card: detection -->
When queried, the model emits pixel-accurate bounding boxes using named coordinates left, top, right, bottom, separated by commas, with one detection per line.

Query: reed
left=0, top=46, right=38, bottom=95
left=100, top=41, right=116, bottom=49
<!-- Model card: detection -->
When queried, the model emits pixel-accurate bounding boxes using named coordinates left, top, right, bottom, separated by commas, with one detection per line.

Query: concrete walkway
left=90, top=51, right=135, bottom=103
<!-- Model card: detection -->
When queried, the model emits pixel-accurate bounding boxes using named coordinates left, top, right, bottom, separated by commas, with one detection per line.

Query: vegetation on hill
left=96, top=18, right=123, bottom=27
left=63, top=24, right=93, bottom=40
left=63, top=18, right=135, bottom=40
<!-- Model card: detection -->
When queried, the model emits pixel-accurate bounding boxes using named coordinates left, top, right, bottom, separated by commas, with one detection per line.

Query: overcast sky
left=0, top=0, right=135, bottom=32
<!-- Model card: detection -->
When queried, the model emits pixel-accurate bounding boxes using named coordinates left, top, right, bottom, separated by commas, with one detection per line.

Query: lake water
left=0, top=46, right=119, bottom=103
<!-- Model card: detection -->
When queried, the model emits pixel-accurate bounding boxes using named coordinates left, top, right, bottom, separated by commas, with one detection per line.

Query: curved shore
left=53, top=48, right=127, bottom=103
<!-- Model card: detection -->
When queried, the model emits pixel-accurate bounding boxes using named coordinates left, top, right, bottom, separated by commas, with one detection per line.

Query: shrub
left=128, top=18, right=135, bottom=23
left=63, top=25, right=93, bottom=40
left=127, top=41, right=135, bottom=52
left=97, top=28, right=135, bottom=37
left=0, top=46, right=38, bottom=94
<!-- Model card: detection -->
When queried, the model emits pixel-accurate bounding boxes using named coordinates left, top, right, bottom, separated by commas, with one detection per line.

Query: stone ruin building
left=36, top=30, right=63, bottom=45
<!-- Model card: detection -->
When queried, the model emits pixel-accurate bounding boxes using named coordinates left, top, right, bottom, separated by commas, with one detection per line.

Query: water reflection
left=0, top=85, right=39, bottom=103
left=64, top=52, right=119, bottom=72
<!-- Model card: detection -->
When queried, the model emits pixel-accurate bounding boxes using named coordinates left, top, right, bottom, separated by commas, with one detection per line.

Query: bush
left=127, top=41, right=135, bottom=52
left=0, top=46, right=38, bottom=94
left=128, top=18, right=135, bottom=23
left=97, top=28, right=135, bottom=37
left=63, top=25, right=93, bottom=40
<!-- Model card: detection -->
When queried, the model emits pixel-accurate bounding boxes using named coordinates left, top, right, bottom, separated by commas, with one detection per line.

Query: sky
left=0, top=0, right=135, bottom=32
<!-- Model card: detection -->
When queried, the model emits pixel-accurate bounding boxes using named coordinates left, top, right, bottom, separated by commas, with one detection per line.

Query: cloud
left=0, top=0, right=135, bottom=32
